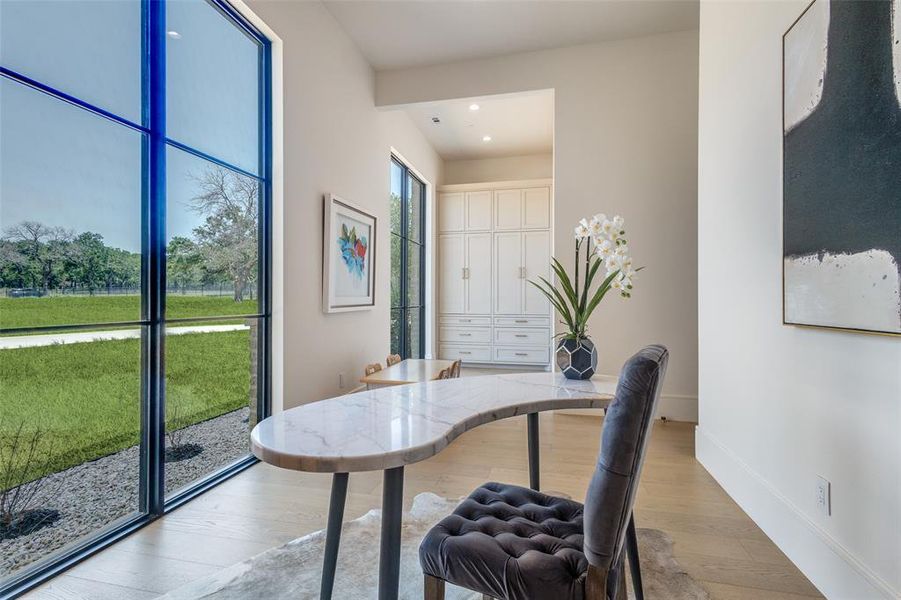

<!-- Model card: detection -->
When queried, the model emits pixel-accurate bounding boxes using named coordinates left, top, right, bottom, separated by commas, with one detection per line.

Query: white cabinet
left=522, top=188, right=550, bottom=229
left=438, top=192, right=465, bottom=232
left=438, top=180, right=552, bottom=367
left=494, top=189, right=522, bottom=230
left=465, top=233, right=492, bottom=314
left=523, top=230, right=551, bottom=314
left=439, top=234, right=465, bottom=313
left=465, top=191, right=492, bottom=231
left=494, top=232, right=522, bottom=315
left=493, top=230, right=551, bottom=315
left=440, top=232, right=492, bottom=316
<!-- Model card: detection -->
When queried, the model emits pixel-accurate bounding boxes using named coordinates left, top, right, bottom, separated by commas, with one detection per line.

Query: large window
left=390, top=158, right=426, bottom=359
left=0, top=0, right=271, bottom=594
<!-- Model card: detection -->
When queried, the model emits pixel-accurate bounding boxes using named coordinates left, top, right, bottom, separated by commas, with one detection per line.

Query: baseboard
left=696, top=426, right=899, bottom=600
left=557, top=393, right=698, bottom=422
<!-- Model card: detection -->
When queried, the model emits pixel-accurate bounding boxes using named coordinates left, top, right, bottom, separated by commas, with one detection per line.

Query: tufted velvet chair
left=419, top=345, right=669, bottom=600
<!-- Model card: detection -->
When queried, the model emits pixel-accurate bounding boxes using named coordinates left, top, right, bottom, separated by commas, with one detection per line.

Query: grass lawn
left=0, top=329, right=251, bottom=488
left=0, top=295, right=258, bottom=331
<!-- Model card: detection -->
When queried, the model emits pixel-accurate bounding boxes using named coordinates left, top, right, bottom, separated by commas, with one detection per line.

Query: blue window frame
left=0, top=0, right=271, bottom=595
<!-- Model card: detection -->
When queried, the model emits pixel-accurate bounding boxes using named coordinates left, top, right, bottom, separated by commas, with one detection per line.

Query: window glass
left=407, top=175, right=423, bottom=242
left=164, top=318, right=255, bottom=497
left=0, top=329, right=141, bottom=577
left=166, top=147, right=259, bottom=319
left=166, top=0, right=261, bottom=173
left=0, top=79, right=143, bottom=329
left=0, top=0, right=142, bottom=122
left=406, top=241, right=421, bottom=306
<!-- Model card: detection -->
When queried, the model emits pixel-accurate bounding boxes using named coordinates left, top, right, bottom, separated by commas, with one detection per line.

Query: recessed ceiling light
left=482, top=135, right=492, bottom=142
left=469, top=103, right=480, bottom=111
left=167, top=30, right=182, bottom=39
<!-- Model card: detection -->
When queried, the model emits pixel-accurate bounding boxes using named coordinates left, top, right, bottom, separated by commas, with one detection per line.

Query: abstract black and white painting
left=783, top=0, right=901, bottom=335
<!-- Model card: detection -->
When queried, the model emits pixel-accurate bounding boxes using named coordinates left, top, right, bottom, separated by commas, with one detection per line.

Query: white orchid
left=574, top=222, right=590, bottom=240
left=530, top=212, right=641, bottom=342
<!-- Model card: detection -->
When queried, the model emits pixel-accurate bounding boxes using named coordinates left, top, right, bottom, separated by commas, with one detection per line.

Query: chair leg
left=626, top=514, right=644, bottom=600
left=423, top=574, right=445, bottom=600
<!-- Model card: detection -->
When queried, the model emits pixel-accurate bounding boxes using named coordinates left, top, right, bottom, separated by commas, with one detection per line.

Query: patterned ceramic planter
left=556, top=337, right=598, bottom=380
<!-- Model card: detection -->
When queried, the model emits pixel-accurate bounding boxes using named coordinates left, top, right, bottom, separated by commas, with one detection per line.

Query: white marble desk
left=251, top=372, right=618, bottom=600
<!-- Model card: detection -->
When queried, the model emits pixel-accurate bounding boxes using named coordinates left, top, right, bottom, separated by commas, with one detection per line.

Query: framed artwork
left=322, top=194, right=377, bottom=313
left=782, top=0, right=901, bottom=335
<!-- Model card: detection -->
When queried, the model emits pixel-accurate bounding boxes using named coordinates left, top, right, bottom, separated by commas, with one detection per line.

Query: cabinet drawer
left=440, top=327, right=491, bottom=344
left=440, top=345, right=491, bottom=362
left=494, top=328, right=550, bottom=346
left=493, top=346, right=550, bottom=364
left=494, top=316, right=550, bottom=328
left=439, top=316, right=491, bottom=327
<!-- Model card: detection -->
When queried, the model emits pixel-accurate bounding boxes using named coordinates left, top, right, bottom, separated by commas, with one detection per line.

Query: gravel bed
left=1, top=407, right=251, bottom=577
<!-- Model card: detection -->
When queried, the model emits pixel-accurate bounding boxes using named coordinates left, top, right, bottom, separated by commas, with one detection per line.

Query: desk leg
left=527, top=412, right=540, bottom=491
left=626, top=513, right=644, bottom=600
left=320, top=472, right=348, bottom=600
left=378, top=466, right=405, bottom=600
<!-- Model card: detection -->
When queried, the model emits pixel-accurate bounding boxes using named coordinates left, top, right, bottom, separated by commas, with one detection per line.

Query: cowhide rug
left=159, top=493, right=709, bottom=599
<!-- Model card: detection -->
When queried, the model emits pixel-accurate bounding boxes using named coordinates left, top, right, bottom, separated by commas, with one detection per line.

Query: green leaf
left=577, top=269, right=621, bottom=330
left=549, top=258, right=579, bottom=316
left=579, top=255, right=602, bottom=313
left=535, top=276, right=576, bottom=331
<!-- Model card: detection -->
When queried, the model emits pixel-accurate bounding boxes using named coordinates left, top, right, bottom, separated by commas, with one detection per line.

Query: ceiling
left=322, top=0, right=699, bottom=71
left=402, top=90, right=553, bottom=160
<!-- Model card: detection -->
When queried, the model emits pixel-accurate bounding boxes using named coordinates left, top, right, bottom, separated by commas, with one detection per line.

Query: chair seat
left=419, top=482, right=589, bottom=600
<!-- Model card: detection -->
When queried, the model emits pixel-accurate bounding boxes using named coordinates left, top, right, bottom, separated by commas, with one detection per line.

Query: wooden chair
left=386, top=354, right=402, bottom=367
left=449, top=359, right=462, bottom=378
left=437, top=367, right=452, bottom=380
left=364, top=363, right=382, bottom=377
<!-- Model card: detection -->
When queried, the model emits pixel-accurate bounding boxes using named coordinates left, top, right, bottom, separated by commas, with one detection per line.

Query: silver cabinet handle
left=515, top=334, right=527, bottom=338
left=515, top=319, right=528, bottom=323
left=515, top=352, right=528, bottom=356
left=459, top=351, right=471, bottom=355
left=460, top=319, right=471, bottom=323
left=462, top=267, right=470, bottom=280
left=460, top=333, right=472, bottom=337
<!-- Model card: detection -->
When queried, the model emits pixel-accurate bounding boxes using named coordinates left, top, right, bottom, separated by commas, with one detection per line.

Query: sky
left=0, top=0, right=260, bottom=253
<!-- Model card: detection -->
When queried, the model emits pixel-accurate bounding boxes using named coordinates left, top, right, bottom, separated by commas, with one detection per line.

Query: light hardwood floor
left=25, top=409, right=823, bottom=599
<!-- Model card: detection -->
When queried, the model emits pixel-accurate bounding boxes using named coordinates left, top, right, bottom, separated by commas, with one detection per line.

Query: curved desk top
left=251, top=372, right=617, bottom=473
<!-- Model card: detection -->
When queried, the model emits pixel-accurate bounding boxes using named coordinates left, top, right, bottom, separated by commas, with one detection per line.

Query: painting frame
left=781, top=0, right=901, bottom=337
left=322, top=194, right=377, bottom=313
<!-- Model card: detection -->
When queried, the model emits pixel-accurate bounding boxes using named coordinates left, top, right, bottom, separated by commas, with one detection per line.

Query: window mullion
left=144, top=0, right=167, bottom=518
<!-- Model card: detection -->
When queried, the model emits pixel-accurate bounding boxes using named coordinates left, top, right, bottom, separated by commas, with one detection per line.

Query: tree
left=70, top=232, right=108, bottom=294
left=167, top=236, right=202, bottom=292
left=1, top=222, right=72, bottom=290
left=188, top=167, right=258, bottom=302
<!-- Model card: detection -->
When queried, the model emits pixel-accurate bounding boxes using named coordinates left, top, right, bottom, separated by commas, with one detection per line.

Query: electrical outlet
left=338, top=372, right=345, bottom=389
left=816, top=476, right=831, bottom=516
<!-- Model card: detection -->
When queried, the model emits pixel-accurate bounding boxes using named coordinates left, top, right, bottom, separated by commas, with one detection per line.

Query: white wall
left=697, top=2, right=901, bottom=598
left=443, top=153, right=553, bottom=184
left=377, top=31, right=700, bottom=419
left=245, top=0, right=442, bottom=408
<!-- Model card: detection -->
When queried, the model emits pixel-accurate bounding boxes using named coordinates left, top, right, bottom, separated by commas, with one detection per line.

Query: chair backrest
left=449, top=359, right=462, bottom=378
left=582, top=345, right=669, bottom=581
left=386, top=354, right=402, bottom=366
left=437, top=367, right=452, bottom=380
left=364, top=363, right=382, bottom=376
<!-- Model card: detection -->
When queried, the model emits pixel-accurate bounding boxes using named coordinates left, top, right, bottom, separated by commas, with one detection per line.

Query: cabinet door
left=438, top=192, right=465, bottom=232
left=465, top=233, right=492, bottom=314
left=439, top=234, right=465, bottom=313
left=494, top=232, right=522, bottom=314
left=523, top=230, right=551, bottom=314
left=465, top=191, right=492, bottom=231
left=494, top=189, right=522, bottom=230
left=522, top=188, right=550, bottom=229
